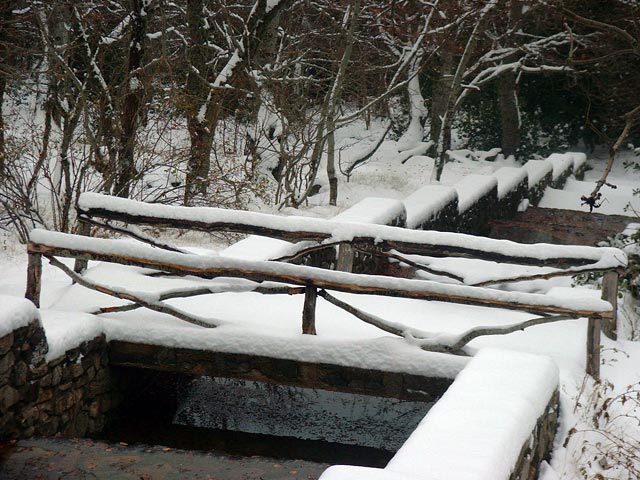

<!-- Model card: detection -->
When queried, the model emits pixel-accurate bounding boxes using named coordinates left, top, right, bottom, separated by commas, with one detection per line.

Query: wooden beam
left=27, top=242, right=615, bottom=320
left=108, top=340, right=453, bottom=402
left=302, top=286, right=317, bottom=335
left=601, top=271, right=618, bottom=340
left=77, top=196, right=622, bottom=268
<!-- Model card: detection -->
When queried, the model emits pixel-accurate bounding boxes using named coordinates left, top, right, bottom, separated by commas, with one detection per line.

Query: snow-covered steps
left=402, top=152, right=584, bottom=235
left=332, top=197, right=406, bottom=227
left=454, top=174, right=499, bottom=234
left=320, top=349, right=559, bottom=480
left=403, top=185, right=458, bottom=231
left=221, top=197, right=406, bottom=266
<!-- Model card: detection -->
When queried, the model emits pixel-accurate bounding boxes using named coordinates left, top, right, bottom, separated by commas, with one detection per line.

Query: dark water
left=94, top=372, right=432, bottom=467
left=174, top=377, right=433, bottom=452
left=0, top=371, right=432, bottom=479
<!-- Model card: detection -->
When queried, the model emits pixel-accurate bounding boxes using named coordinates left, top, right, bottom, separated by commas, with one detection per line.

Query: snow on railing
left=27, top=221, right=620, bottom=378
left=77, top=192, right=626, bottom=270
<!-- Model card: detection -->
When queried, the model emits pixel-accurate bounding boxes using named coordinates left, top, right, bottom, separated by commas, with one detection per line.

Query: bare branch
left=45, top=255, right=218, bottom=328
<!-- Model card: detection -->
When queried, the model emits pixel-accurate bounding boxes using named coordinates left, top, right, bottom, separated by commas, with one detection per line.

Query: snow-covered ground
left=1, top=139, right=639, bottom=478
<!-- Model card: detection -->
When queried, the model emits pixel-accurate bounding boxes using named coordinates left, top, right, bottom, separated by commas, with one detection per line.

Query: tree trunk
left=114, top=0, right=147, bottom=198
left=497, top=0, right=523, bottom=158
left=429, top=48, right=453, bottom=156
left=325, top=0, right=360, bottom=206
left=0, top=0, right=15, bottom=177
left=0, top=75, right=6, bottom=176
left=497, top=71, right=520, bottom=158
left=184, top=0, right=213, bottom=204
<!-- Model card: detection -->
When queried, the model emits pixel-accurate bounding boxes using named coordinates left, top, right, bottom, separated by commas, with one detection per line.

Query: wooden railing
left=25, top=193, right=627, bottom=379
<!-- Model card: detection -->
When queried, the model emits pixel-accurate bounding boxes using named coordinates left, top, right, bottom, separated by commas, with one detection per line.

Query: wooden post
left=601, top=271, right=618, bottom=340
left=73, top=221, right=91, bottom=275
left=586, top=316, right=601, bottom=380
left=302, top=285, right=317, bottom=335
left=25, top=252, right=42, bottom=308
left=336, top=244, right=354, bottom=272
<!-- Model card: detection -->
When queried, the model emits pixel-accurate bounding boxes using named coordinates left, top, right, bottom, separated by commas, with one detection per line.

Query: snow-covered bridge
left=14, top=193, right=627, bottom=480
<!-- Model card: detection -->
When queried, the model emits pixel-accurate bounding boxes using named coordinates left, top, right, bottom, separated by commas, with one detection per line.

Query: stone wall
left=510, top=390, right=559, bottom=480
left=0, top=320, right=121, bottom=440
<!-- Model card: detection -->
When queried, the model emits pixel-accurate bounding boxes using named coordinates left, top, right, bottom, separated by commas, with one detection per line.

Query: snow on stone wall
left=403, top=185, right=458, bottom=230
left=319, top=348, right=560, bottom=480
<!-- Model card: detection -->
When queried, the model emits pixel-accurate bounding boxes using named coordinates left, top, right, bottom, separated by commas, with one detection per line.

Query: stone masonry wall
left=0, top=320, right=121, bottom=440
left=510, top=390, right=559, bottom=480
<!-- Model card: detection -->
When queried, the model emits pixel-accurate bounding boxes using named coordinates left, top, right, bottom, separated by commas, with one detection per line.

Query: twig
left=318, top=289, right=420, bottom=338
left=45, top=255, right=218, bottom=328
left=319, top=289, right=575, bottom=354
left=272, top=240, right=344, bottom=263
left=444, top=314, right=575, bottom=352
left=95, top=284, right=306, bottom=314
left=375, top=249, right=465, bottom=283
left=471, top=267, right=620, bottom=287
left=79, top=215, right=189, bottom=254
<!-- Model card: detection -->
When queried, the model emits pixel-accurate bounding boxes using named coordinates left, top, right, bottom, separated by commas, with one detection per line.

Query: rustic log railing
left=27, top=206, right=625, bottom=380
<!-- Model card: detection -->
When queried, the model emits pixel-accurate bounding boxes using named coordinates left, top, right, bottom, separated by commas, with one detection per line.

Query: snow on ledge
left=103, top=320, right=469, bottom=379
left=0, top=295, right=40, bottom=338
left=320, top=349, right=559, bottom=480
left=523, top=160, right=553, bottom=188
left=546, top=153, right=573, bottom=180
left=403, top=185, right=457, bottom=229
left=567, top=152, right=587, bottom=171
left=332, top=197, right=406, bottom=226
left=493, top=167, right=528, bottom=199
left=40, top=311, right=104, bottom=362
left=221, top=235, right=294, bottom=261
left=454, top=175, right=498, bottom=213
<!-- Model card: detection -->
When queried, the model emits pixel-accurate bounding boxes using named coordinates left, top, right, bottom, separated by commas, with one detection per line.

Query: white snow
left=454, top=174, right=498, bottom=213
left=403, top=185, right=457, bottom=229
left=493, top=166, right=528, bottom=199
left=539, top=184, right=640, bottom=216
left=546, top=153, right=574, bottom=181
left=76, top=193, right=626, bottom=267
left=104, top=319, right=468, bottom=379
left=523, top=159, right=553, bottom=188
left=332, top=197, right=405, bottom=225
left=322, top=349, right=559, bottom=480
left=0, top=295, right=40, bottom=338
left=221, top=235, right=294, bottom=261
left=567, top=152, right=587, bottom=172
left=40, top=311, right=104, bottom=362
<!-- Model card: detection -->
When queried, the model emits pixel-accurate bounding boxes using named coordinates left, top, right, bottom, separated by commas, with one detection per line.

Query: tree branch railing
left=77, top=192, right=626, bottom=270
left=24, top=194, right=628, bottom=380
left=26, top=223, right=623, bottom=379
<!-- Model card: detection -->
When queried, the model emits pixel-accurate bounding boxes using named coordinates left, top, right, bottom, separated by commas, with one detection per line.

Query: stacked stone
left=509, top=390, right=560, bottom=480
left=0, top=320, right=121, bottom=440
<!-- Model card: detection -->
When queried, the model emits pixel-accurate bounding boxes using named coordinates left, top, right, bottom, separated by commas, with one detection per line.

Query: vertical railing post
left=73, top=221, right=91, bottom=275
left=25, top=251, right=42, bottom=308
left=302, top=285, right=317, bottom=335
left=336, top=244, right=354, bottom=272
left=586, top=316, right=601, bottom=380
left=601, top=270, right=618, bottom=340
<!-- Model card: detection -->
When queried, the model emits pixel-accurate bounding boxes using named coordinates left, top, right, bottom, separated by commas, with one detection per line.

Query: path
left=0, top=438, right=329, bottom=480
